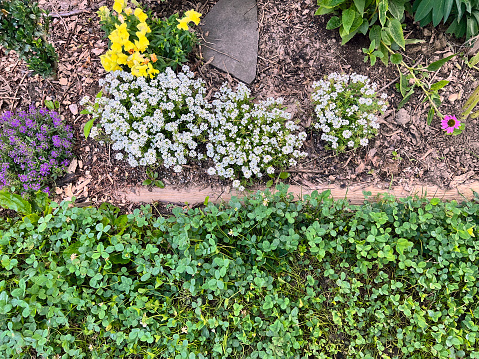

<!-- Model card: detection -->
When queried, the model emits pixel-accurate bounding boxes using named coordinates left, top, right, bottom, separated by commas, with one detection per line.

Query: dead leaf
left=355, top=161, right=365, bottom=174
left=67, top=158, right=78, bottom=174
left=69, top=103, right=78, bottom=115
left=92, top=48, right=104, bottom=56
left=59, top=78, right=68, bottom=86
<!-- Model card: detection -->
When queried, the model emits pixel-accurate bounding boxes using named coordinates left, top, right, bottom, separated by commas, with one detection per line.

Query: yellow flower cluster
left=99, top=0, right=159, bottom=79
left=176, top=10, right=202, bottom=31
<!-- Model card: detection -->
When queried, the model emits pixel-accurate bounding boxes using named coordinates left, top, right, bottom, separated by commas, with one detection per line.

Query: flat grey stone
left=201, top=0, right=258, bottom=84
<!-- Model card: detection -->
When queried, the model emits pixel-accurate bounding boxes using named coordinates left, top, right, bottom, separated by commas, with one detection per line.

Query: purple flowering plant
left=0, top=105, right=74, bottom=196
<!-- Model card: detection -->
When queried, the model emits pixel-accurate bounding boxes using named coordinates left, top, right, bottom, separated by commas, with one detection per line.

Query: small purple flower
left=1, top=105, right=74, bottom=195
left=52, top=135, right=62, bottom=147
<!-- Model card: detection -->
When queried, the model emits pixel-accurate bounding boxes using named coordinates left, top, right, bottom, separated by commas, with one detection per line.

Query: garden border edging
left=117, top=181, right=479, bottom=205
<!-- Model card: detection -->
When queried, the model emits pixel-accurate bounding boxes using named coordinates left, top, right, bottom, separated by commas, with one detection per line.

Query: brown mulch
left=1, top=0, right=478, bottom=212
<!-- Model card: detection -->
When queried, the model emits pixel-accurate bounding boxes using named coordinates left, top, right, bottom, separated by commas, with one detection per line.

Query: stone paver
left=200, top=0, right=259, bottom=84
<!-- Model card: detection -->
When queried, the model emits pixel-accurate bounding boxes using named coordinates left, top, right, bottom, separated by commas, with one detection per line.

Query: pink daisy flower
left=441, top=115, right=460, bottom=134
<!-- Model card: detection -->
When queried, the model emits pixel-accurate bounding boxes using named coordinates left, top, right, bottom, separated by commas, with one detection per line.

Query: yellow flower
left=113, top=0, right=126, bottom=13
left=124, top=41, right=137, bottom=53
left=147, top=63, right=159, bottom=78
left=124, top=7, right=133, bottom=15
left=97, top=6, right=110, bottom=21
left=127, top=51, right=146, bottom=67
left=113, top=51, right=128, bottom=65
left=111, top=41, right=123, bottom=52
left=109, top=23, right=129, bottom=46
left=177, top=17, right=189, bottom=31
left=184, top=10, right=202, bottom=25
left=136, top=22, right=151, bottom=34
left=100, top=51, right=122, bottom=72
left=131, top=63, right=149, bottom=77
left=134, top=8, right=148, bottom=23
left=134, top=35, right=149, bottom=52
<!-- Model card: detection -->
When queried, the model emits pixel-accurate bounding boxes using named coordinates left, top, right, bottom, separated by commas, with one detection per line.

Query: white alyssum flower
left=83, top=66, right=308, bottom=188
left=311, top=72, right=388, bottom=152
left=206, top=82, right=307, bottom=182
left=82, top=67, right=211, bottom=170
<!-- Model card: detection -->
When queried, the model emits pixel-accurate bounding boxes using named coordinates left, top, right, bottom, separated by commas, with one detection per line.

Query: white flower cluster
left=84, top=66, right=211, bottom=170
left=311, top=72, right=388, bottom=152
left=82, top=66, right=307, bottom=188
left=206, top=83, right=307, bottom=187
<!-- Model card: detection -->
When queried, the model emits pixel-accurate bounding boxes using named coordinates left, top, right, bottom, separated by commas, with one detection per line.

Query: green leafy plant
left=2, top=185, right=479, bottom=357
left=142, top=167, right=165, bottom=188
left=413, top=0, right=479, bottom=39
left=317, top=0, right=412, bottom=66
left=266, top=171, right=290, bottom=188
left=0, top=0, right=58, bottom=77
left=392, top=149, right=402, bottom=160
left=392, top=51, right=457, bottom=126
left=461, top=81, right=479, bottom=120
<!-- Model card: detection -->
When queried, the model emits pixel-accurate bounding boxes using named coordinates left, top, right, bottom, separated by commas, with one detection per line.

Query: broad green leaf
left=84, top=119, right=95, bottom=139
left=369, top=25, right=382, bottom=49
left=379, top=43, right=389, bottom=66
left=398, top=88, right=415, bottom=109
left=142, top=179, right=152, bottom=186
left=427, top=107, right=435, bottom=125
left=0, top=190, right=32, bottom=215
left=266, top=180, right=274, bottom=188
left=414, top=0, right=434, bottom=22
left=279, top=172, right=290, bottom=180
left=427, top=54, right=455, bottom=71
left=379, top=0, right=388, bottom=26
left=390, top=53, right=403, bottom=64
left=326, top=16, right=341, bottom=30
left=80, top=109, right=90, bottom=115
left=429, top=80, right=449, bottom=92
left=466, top=16, right=478, bottom=41
left=45, top=100, right=54, bottom=110
left=396, top=238, right=413, bottom=255
left=381, top=28, right=392, bottom=46
left=443, top=0, right=454, bottom=22
left=468, top=50, right=479, bottom=68
left=388, top=19, right=405, bottom=50
left=388, top=0, right=406, bottom=20
left=432, top=0, right=445, bottom=26
left=154, top=180, right=165, bottom=188
left=353, top=0, right=365, bottom=15
left=341, top=8, right=357, bottom=34
left=204, top=196, right=209, bottom=206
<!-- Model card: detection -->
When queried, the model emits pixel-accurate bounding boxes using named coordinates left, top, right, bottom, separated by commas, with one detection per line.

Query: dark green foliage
left=0, top=0, right=57, bottom=77
left=1, top=186, right=479, bottom=357
left=413, top=0, right=479, bottom=39
left=317, top=0, right=411, bottom=66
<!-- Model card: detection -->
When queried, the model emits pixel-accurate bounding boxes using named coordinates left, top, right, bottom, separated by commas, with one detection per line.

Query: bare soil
left=1, top=0, right=478, bottom=211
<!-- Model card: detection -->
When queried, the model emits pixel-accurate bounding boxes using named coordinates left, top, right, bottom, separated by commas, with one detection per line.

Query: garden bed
left=0, top=0, right=478, bottom=209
